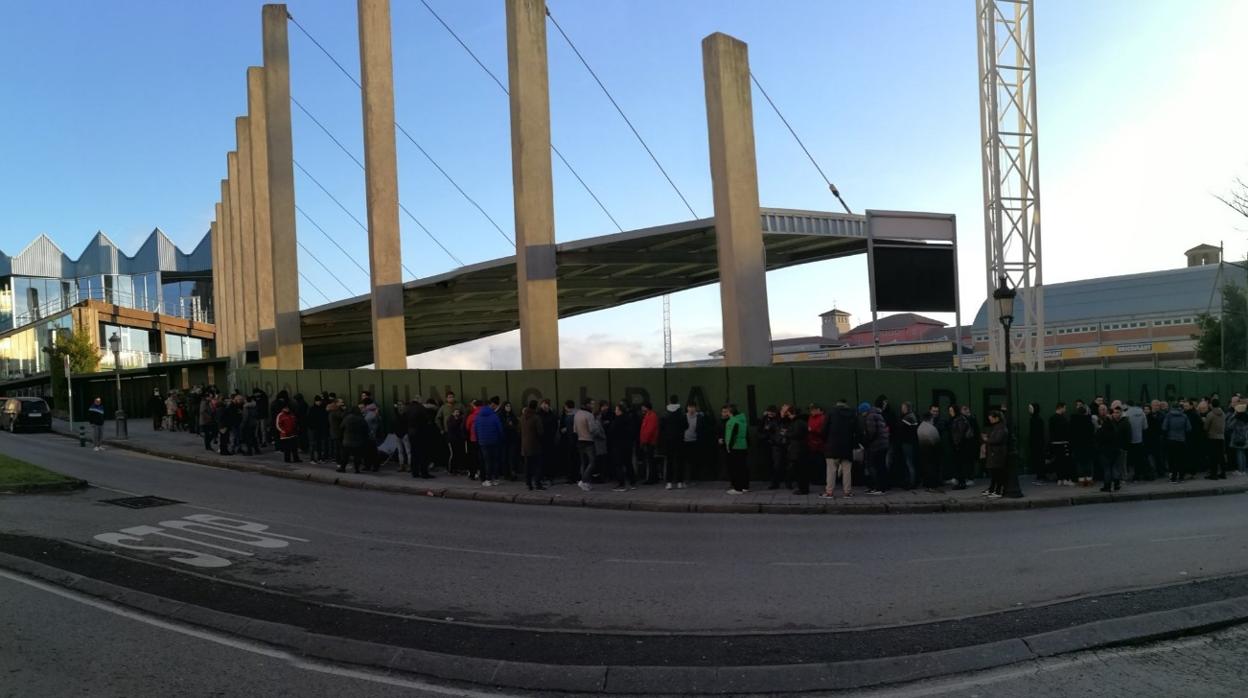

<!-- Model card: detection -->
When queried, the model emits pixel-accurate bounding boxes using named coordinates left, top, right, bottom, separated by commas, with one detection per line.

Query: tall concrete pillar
left=357, top=0, right=408, bottom=369
left=226, top=154, right=247, bottom=366
left=247, top=66, right=278, bottom=369
left=505, top=0, right=560, bottom=369
left=262, top=3, right=303, bottom=368
left=210, top=215, right=226, bottom=359
left=702, top=32, right=772, bottom=366
left=235, top=117, right=260, bottom=356
left=217, top=188, right=235, bottom=360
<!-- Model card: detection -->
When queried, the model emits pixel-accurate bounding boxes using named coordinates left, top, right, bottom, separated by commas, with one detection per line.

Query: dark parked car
left=1, top=397, right=52, bottom=433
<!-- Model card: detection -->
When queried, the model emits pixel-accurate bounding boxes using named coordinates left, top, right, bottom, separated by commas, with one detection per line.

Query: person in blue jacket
left=475, top=401, right=505, bottom=487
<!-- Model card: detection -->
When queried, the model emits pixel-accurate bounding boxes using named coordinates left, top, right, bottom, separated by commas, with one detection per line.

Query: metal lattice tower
left=976, top=0, right=1045, bottom=371
left=662, top=294, right=673, bottom=366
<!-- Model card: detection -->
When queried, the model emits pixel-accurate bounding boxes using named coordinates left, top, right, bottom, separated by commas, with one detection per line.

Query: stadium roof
left=301, top=208, right=867, bottom=368
left=970, top=263, right=1240, bottom=329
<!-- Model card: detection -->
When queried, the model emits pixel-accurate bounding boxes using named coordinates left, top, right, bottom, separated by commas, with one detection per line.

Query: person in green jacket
left=722, top=404, right=750, bottom=494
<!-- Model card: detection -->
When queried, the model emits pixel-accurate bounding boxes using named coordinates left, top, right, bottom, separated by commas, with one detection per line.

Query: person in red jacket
left=805, top=404, right=827, bottom=494
left=275, top=406, right=301, bottom=464
left=638, top=403, right=661, bottom=484
left=465, top=400, right=482, bottom=480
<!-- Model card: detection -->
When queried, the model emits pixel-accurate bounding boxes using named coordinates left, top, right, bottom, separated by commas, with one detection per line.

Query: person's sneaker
left=726, top=489, right=743, bottom=495
left=986, top=492, right=1002, bottom=499
left=665, top=483, right=674, bottom=490
left=867, top=489, right=884, bottom=496
left=578, top=481, right=592, bottom=492
left=677, top=482, right=686, bottom=489
left=628, top=486, right=637, bottom=491
left=612, top=487, right=628, bottom=492
left=843, top=491, right=854, bottom=498
left=819, top=492, right=835, bottom=499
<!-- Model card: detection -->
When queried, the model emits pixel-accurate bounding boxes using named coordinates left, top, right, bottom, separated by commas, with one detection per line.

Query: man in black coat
left=406, top=400, right=433, bottom=479
left=1048, top=402, right=1073, bottom=485
left=148, top=389, right=164, bottom=430
left=823, top=399, right=860, bottom=497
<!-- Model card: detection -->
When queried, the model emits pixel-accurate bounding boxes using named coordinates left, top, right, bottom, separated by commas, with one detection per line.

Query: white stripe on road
left=1150, top=534, right=1223, bottom=543
left=147, top=531, right=256, bottom=557
left=770, top=561, right=855, bottom=568
left=0, top=568, right=509, bottom=697
left=905, top=554, right=995, bottom=564
left=603, top=558, right=700, bottom=566
left=1043, top=543, right=1112, bottom=553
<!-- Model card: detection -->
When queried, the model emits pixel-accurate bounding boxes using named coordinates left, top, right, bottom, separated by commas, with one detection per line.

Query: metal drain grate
left=101, top=496, right=185, bottom=509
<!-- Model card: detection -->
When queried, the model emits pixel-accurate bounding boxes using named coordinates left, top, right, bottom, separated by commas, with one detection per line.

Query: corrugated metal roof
left=0, top=229, right=212, bottom=278
left=970, top=264, right=1237, bottom=328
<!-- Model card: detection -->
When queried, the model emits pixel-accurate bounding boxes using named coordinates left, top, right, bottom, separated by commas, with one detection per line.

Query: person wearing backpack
left=917, top=407, right=943, bottom=492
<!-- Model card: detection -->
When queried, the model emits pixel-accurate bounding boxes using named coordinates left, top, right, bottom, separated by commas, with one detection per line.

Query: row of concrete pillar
left=210, top=0, right=771, bottom=371
left=212, top=5, right=302, bottom=370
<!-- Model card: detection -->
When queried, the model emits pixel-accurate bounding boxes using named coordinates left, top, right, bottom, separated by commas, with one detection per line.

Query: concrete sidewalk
left=54, top=419, right=1248, bottom=514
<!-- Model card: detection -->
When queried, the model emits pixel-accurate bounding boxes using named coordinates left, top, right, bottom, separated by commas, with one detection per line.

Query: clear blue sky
left=2, top=0, right=1245, bottom=367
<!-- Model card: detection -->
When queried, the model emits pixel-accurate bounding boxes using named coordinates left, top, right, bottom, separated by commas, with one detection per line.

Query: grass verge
left=0, top=452, right=84, bottom=492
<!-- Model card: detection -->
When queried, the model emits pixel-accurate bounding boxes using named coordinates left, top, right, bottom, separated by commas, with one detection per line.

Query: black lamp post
left=993, top=276, right=1023, bottom=498
left=109, top=331, right=127, bottom=438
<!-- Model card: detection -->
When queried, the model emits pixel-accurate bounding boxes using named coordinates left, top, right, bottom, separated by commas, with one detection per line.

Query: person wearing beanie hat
left=858, top=402, right=871, bottom=414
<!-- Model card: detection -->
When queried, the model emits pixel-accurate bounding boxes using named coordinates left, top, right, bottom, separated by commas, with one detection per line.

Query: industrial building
left=963, top=245, right=1233, bottom=369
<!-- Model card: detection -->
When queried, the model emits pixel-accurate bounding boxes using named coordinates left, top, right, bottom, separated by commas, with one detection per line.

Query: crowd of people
left=138, top=386, right=1248, bottom=498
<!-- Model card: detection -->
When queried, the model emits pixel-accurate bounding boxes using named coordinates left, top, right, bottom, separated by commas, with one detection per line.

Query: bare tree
left=1217, top=177, right=1248, bottom=219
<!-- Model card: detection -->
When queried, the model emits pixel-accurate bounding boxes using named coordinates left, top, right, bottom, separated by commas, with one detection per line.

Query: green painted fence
left=227, top=365, right=1248, bottom=474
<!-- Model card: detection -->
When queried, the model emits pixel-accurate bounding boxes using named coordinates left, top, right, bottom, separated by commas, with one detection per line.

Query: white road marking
left=117, top=525, right=256, bottom=557
left=92, top=533, right=233, bottom=568
left=180, top=514, right=311, bottom=541
left=0, top=568, right=510, bottom=697
left=1043, top=543, right=1112, bottom=553
left=905, top=554, right=995, bottom=564
left=1150, top=534, right=1222, bottom=543
left=770, top=561, right=855, bottom=567
left=181, top=511, right=565, bottom=561
left=603, top=558, right=699, bottom=566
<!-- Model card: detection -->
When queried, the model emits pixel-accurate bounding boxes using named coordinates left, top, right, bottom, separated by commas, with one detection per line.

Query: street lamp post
left=993, top=277, right=1024, bottom=498
left=108, top=331, right=128, bottom=439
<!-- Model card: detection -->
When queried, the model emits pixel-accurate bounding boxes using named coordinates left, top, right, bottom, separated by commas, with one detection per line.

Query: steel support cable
left=295, top=236, right=357, bottom=297
left=287, top=13, right=513, bottom=249
left=292, top=160, right=441, bottom=274
left=748, top=71, right=852, bottom=215
left=297, top=270, right=333, bottom=305
left=545, top=8, right=698, bottom=219
left=415, top=0, right=624, bottom=233
left=291, top=98, right=470, bottom=267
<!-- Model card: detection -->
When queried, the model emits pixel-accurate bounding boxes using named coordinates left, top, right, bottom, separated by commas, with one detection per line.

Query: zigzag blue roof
left=0, top=229, right=212, bottom=279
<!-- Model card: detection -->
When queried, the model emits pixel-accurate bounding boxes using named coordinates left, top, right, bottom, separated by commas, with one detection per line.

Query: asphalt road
left=867, top=623, right=1248, bottom=698
left=4, top=562, right=1246, bottom=698
left=1, top=429, right=1247, bottom=634
left=0, top=570, right=504, bottom=698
